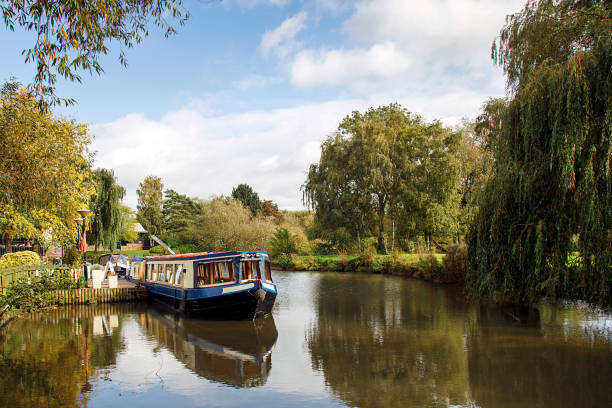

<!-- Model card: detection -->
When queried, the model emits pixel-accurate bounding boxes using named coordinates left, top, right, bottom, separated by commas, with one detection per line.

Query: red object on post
left=78, top=231, right=87, bottom=253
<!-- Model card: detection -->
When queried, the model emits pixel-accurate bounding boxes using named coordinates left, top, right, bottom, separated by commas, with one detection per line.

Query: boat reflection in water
left=138, top=305, right=278, bottom=387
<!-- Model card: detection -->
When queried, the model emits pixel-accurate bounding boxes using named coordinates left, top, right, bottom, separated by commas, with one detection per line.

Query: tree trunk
left=391, top=220, right=395, bottom=252
left=357, top=229, right=362, bottom=253
left=5, top=233, right=12, bottom=253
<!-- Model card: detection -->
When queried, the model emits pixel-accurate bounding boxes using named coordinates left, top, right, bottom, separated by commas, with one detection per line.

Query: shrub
left=0, top=251, right=41, bottom=269
left=62, top=246, right=82, bottom=266
left=176, top=243, right=198, bottom=254
left=442, top=244, right=467, bottom=283
left=149, top=245, right=167, bottom=255
left=417, top=255, right=443, bottom=280
left=270, top=228, right=297, bottom=256
left=276, top=253, right=295, bottom=270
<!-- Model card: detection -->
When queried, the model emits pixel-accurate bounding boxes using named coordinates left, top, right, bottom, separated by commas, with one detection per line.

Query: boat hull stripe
left=222, top=283, right=254, bottom=294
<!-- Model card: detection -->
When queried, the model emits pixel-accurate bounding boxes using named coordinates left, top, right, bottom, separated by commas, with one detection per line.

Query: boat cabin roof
left=130, top=251, right=268, bottom=264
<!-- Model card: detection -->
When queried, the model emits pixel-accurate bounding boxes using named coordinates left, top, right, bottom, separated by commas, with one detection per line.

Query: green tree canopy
left=88, top=168, right=125, bottom=250
left=136, top=175, right=163, bottom=238
left=0, top=81, right=93, bottom=249
left=303, top=103, right=462, bottom=253
left=161, top=189, right=201, bottom=245
left=1, top=0, right=190, bottom=106
left=231, top=184, right=261, bottom=216
left=467, top=0, right=612, bottom=306
left=119, top=204, right=138, bottom=243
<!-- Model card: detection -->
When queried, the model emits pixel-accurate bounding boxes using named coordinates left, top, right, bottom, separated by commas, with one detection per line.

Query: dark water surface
left=0, top=271, right=610, bottom=407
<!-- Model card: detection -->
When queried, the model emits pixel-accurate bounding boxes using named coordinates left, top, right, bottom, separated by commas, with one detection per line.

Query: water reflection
left=306, top=273, right=612, bottom=408
left=306, top=274, right=473, bottom=407
left=466, top=304, right=612, bottom=408
left=0, top=304, right=132, bottom=407
left=138, top=305, right=277, bottom=388
left=0, top=273, right=609, bottom=408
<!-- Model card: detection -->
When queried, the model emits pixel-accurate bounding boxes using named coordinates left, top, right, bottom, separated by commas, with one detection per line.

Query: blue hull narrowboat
left=128, top=251, right=277, bottom=320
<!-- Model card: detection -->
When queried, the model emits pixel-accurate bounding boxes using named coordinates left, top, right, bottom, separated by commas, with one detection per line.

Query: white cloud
left=92, top=87, right=498, bottom=211
left=343, top=0, right=525, bottom=64
left=283, top=0, right=524, bottom=92
left=291, top=43, right=412, bottom=87
left=91, top=99, right=366, bottom=211
left=259, top=12, right=308, bottom=59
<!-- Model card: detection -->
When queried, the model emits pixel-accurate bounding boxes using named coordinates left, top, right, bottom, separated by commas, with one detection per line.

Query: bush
left=442, top=244, right=467, bottom=283
left=270, top=228, right=297, bottom=256
left=417, top=254, right=443, bottom=280
left=149, top=245, right=168, bottom=255
left=176, top=243, right=198, bottom=254
left=0, top=251, right=41, bottom=269
left=62, top=246, right=82, bottom=266
left=276, top=253, right=295, bottom=270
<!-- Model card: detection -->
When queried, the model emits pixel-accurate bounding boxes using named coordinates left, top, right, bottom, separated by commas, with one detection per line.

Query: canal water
left=0, top=271, right=610, bottom=407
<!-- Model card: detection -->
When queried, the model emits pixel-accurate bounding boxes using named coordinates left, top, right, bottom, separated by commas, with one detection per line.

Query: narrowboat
left=140, top=304, right=277, bottom=387
left=128, top=251, right=277, bottom=320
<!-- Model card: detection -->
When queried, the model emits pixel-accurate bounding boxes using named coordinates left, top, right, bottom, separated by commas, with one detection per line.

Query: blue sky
left=1, top=0, right=526, bottom=210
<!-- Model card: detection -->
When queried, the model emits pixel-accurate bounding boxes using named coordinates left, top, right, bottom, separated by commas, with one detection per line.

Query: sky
left=0, top=0, right=526, bottom=210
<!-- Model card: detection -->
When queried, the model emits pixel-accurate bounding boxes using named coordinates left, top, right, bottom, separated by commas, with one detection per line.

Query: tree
left=136, top=175, right=163, bottom=239
left=467, top=0, right=612, bottom=306
left=0, top=81, right=94, bottom=250
left=304, top=104, right=462, bottom=253
left=0, top=0, right=190, bottom=106
left=231, top=184, right=261, bottom=216
left=303, top=132, right=374, bottom=252
left=119, top=204, right=138, bottom=243
left=161, top=189, right=201, bottom=245
left=88, top=169, right=125, bottom=251
left=193, top=197, right=275, bottom=252
left=261, top=200, right=283, bottom=222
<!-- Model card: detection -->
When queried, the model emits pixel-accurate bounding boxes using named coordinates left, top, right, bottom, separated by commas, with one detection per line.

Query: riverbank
left=270, top=251, right=466, bottom=284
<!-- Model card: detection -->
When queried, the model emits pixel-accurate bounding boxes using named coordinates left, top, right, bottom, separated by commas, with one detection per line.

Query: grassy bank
left=270, top=252, right=467, bottom=284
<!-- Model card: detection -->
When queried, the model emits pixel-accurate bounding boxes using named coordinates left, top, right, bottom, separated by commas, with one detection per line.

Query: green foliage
left=136, top=175, right=164, bottom=238
left=270, top=228, right=298, bottom=256
left=176, top=243, right=198, bottom=254
left=0, top=251, right=41, bottom=269
left=192, top=197, right=275, bottom=252
left=276, top=253, right=295, bottom=270
left=119, top=204, right=138, bottom=243
left=467, top=0, right=612, bottom=306
left=61, top=246, right=81, bottom=267
left=1, top=0, right=190, bottom=106
left=303, top=103, right=462, bottom=254
left=231, top=184, right=261, bottom=216
left=1, top=273, right=85, bottom=313
left=0, top=82, right=94, bottom=246
left=88, top=168, right=125, bottom=251
left=149, top=245, right=168, bottom=255
left=161, top=189, right=201, bottom=246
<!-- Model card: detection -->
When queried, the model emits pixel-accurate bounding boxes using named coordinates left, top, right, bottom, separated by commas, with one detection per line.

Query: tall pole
left=78, top=208, right=90, bottom=281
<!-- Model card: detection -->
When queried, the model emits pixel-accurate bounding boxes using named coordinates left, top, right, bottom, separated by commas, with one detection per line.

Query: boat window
left=157, top=264, right=164, bottom=281
left=165, top=264, right=174, bottom=283
left=197, top=264, right=208, bottom=287
left=264, top=261, right=272, bottom=282
left=242, top=261, right=261, bottom=280
left=175, top=265, right=183, bottom=285
left=220, top=262, right=234, bottom=282
left=242, top=261, right=252, bottom=280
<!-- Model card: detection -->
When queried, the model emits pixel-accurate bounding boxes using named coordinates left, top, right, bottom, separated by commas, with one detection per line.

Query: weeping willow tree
left=88, top=168, right=126, bottom=251
left=466, top=0, right=611, bottom=306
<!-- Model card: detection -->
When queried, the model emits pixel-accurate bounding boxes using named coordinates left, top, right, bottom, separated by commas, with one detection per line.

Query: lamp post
left=77, top=208, right=90, bottom=281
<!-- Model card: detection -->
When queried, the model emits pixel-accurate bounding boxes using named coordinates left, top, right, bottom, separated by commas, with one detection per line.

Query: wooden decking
left=87, top=278, right=139, bottom=289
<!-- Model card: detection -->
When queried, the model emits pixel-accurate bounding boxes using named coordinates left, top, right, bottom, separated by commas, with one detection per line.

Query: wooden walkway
left=87, top=278, right=139, bottom=289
